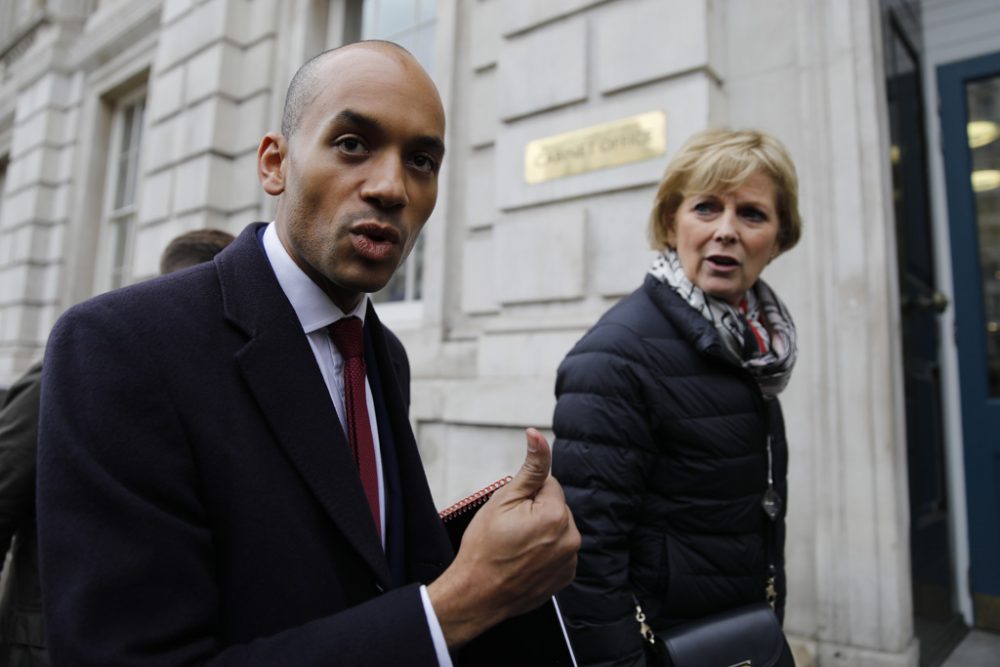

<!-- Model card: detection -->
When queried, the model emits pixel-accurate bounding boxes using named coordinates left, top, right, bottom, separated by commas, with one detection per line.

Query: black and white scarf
left=649, top=250, right=797, bottom=398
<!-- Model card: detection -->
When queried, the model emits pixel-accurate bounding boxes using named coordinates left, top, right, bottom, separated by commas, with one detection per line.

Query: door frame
left=919, top=58, right=973, bottom=626
left=937, top=49, right=1000, bottom=628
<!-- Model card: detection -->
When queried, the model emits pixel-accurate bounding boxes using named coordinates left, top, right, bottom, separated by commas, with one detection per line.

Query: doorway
left=883, top=10, right=967, bottom=666
left=939, top=49, right=1000, bottom=634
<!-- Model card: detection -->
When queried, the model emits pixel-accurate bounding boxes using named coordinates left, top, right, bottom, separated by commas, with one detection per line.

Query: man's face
left=273, top=46, right=446, bottom=311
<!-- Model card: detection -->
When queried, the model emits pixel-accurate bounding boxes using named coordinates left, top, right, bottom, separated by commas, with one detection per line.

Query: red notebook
left=439, top=478, right=578, bottom=666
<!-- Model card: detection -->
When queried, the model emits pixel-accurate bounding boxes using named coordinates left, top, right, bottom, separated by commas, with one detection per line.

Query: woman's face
left=668, top=171, right=781, bottom=305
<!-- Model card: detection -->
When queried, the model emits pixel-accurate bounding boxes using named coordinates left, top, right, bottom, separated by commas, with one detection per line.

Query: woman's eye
left=693, top=201, right=716, bottom=214
left=741, top=207, right=768, bottom=222
left=335, top=137, right=368, bottom=155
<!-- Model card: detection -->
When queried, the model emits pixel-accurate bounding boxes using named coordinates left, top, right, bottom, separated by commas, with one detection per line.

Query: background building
left=0, top=0, right=998, bottom=665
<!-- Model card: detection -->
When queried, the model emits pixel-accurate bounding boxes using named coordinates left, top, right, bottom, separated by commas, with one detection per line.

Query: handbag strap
left=763, top=400, right=780, bottom=611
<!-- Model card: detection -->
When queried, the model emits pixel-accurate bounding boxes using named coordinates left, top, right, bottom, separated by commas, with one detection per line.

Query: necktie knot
left=328, top=317, right=364, bottom=359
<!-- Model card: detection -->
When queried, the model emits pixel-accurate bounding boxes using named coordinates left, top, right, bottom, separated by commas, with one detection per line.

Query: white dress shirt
left=262, top=223, right=452, bottom=666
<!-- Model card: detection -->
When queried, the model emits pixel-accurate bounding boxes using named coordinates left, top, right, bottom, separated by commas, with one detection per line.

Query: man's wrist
left=426, top=567, right=502, bottom=648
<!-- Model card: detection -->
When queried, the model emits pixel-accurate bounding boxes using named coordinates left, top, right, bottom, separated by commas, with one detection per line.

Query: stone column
left=0, top=12, right=85, bottom=380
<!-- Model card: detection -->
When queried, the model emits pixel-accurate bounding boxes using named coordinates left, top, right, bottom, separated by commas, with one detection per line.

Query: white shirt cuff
left=420, top=584, right=454, bottom=667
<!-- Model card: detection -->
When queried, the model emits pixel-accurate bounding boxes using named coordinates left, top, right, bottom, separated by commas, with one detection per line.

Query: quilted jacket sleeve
left=552, top=322, right=656, bottom=667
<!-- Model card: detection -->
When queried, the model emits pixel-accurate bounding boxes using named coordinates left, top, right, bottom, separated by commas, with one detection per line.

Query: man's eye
left=334, top=137, right=368, bottom=155
left=411, top=154, right=438, bottom=173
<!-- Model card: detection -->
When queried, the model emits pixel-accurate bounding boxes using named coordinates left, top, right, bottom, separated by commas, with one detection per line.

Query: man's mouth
left=351, top=221, right=401, bottom=245
left=350, top=221, right=401, bottom=261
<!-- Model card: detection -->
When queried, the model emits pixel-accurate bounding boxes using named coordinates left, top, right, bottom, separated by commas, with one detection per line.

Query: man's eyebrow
left=329, top=108, right=445, bottom=157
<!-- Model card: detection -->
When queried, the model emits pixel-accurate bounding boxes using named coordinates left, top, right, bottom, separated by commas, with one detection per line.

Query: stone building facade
left=2, top=0, right=999, bottom=665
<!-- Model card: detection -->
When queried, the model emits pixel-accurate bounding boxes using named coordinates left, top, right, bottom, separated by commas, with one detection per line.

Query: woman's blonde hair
left=648, top=128, right=802, bottom=254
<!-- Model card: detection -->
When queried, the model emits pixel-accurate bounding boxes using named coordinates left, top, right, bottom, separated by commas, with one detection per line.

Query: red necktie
left=328, top=317, right=380, bottom=538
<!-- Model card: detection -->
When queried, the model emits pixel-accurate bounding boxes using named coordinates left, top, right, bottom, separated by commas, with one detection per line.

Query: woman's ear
left=257, top=132, right=287, bottom=196
left=663, top=214, right=676, bottom=248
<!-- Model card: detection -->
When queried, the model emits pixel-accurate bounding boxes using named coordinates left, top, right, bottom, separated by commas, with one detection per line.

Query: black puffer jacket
left=553, top=275, right=788, bottom=667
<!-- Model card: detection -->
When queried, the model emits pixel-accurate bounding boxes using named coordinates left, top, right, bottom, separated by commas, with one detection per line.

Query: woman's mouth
left=706, top=255, right=740, bottom=272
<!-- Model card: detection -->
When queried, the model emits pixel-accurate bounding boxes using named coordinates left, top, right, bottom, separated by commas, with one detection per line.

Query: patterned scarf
left=649, top=250, right=797, bottom=398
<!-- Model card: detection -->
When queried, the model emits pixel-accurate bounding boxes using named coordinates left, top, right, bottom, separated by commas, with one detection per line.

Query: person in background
left=552, top=128, right=802, bottom=665
left=0, top=228, right=234, bottom=667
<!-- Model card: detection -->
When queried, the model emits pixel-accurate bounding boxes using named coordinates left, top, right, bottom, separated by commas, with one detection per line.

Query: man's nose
left=361, top=155, right=408, bottom=209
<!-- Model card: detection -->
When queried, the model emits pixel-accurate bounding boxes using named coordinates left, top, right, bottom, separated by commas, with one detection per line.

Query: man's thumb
left=507, top=428, right=551, bottom=498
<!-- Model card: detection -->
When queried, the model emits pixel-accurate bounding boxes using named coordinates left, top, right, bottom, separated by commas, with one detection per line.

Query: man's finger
left=504, top=428, right=551, bottom=499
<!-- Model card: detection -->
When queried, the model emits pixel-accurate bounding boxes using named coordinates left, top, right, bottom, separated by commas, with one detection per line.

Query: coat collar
left=642, top=274, right=733, bottom=365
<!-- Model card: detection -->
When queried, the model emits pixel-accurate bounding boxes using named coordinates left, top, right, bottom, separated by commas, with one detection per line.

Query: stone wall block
left=495, top=206, right=585, bottom=304
left=224, top=92, right=269, bottom=155
left=162, top=0, right=195, bottom=25
left=477, top=330, right=579, bottom=379
left=225, top=151, right=261, bottom=212
left=2, top=186, right=59, bottom=227
left=155, top=0, right=228, bottom=73
left=225, top=0, right=278, bottom=46
left=131, top=220, right=177, bottom=278
left=138, top=168, right=173, bottom=224
left=50, top=183, right=70, bottom=223
left=587, top=189, right=658, bottom=297
left=501, top=0, right=605, bottom=36
left=595, top=0, right=710, bottom=94
left=10, top=113, right=47, bottom=159
left=0, top=228, right=26, bottom=265
left=144, top=114, right=183, bottom=172
left=233, top=38, right=274, bottom=99
left=496, top=17, right=587, bottom=120
left=460, top=235, right=499, bottom=314
left=723, top=0, right=797, bottom=78
left=468, top=67, right=499, bottom=147
left=180, top=96, right=218, bottom=157
left=184, top=42, right=225, bottom=106
left=470, top=0, right=502, bottom=70
left=148, top=65, right=185, bottom=122
left=56, top=144, right=75, bottom=183
left=171, top=152, right=211, bottom=214
left=16, top=73, right=74, bottom=119
left=463, top=147, right=496, bottom=229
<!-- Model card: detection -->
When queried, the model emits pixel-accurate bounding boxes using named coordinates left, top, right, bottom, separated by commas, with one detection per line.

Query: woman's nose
left=713, top=209, right=738, bottom=243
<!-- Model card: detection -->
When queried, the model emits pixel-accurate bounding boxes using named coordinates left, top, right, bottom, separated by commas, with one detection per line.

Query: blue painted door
left=939, top=50, right=1000, bottom=631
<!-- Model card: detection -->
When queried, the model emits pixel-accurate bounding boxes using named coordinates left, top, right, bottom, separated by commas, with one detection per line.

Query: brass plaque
left=524, top=111, right=666, bottom=184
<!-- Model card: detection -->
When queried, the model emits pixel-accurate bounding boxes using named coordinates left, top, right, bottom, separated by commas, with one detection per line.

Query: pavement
left=940, top=630, right=1000, bottom=667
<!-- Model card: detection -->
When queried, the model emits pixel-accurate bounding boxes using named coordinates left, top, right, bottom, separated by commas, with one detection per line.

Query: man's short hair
left=159, top=229, right=235, bottom=275
left=280, top=40, right=413, bottom=140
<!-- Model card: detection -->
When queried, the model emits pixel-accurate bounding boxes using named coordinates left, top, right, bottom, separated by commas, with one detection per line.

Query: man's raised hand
left=427, top=428, right=580, bottom=647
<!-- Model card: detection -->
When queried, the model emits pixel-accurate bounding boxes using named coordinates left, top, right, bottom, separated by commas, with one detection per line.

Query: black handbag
left=635, top=600, right=795, bottom=667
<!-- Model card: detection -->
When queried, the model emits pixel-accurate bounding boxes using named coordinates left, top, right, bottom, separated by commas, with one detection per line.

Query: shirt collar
left=262, top=221, right=368, bottom=334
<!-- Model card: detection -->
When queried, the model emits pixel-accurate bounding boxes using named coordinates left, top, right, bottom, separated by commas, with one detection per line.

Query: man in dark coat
left=0, top=228, right=235, bottom=667
left=0, top=361, right=44, bottom=667
left=36, top=41, right=578, bottom=666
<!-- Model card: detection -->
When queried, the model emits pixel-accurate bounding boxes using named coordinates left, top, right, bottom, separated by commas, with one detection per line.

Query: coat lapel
left=217, top=224, right=391, bottom=588
left=365, top=304, right=453, bottom=582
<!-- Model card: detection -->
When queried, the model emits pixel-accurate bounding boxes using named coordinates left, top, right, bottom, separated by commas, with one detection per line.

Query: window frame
left=95, top=86, right=146, bottom=293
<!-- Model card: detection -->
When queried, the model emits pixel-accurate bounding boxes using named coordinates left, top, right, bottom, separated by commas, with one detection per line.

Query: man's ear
left=258, top=132, right=287, bottom=196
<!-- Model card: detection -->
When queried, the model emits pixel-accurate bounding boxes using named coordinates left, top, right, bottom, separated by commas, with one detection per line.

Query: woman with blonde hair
left=553, top=128, right=801, bottom=666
